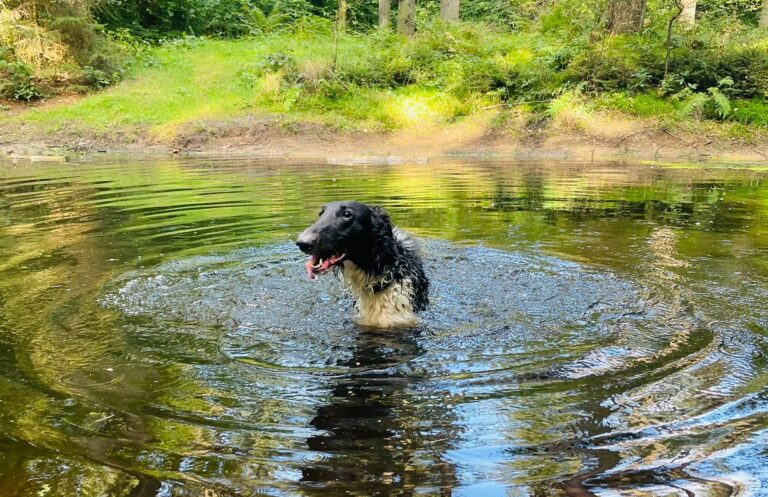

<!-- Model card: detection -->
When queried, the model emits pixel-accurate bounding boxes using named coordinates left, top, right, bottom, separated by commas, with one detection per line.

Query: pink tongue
left=305, top=255, right=318, bottom=280
left=305, top=255, right=340, bottom=280
left=305, top=260, right=315, bottom=280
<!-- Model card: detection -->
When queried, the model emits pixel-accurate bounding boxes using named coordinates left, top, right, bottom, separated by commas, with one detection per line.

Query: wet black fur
left=296, top=201, right=429, bottom=312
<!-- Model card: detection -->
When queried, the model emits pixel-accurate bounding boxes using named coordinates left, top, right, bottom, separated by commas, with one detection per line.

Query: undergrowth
left=6, top=14, right=768, bottom=134
left=231, top=21, right=768, bottom=129
left=0, top=1, right=131, bottom=100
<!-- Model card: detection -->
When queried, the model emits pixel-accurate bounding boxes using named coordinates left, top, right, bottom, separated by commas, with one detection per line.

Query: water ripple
left=1, top=158, right=767, bottom=496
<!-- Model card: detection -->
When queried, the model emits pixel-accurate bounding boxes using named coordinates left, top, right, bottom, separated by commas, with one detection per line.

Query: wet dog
left=296, top=201, right=429, bottom=328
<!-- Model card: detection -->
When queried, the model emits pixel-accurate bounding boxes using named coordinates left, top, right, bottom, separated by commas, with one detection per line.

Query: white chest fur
left=341, top=261, right=418, bottom=328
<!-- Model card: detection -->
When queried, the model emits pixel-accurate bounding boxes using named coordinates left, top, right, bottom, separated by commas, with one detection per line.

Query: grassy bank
left=8, top=30, right=500, bottom=139
left=2, top=25, right=768, bottom=158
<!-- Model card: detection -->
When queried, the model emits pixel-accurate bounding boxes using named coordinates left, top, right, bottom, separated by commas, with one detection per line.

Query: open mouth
left=305, top=252, right=347, bottom=280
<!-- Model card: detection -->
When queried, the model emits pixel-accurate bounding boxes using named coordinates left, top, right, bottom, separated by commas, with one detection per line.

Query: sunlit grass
left=6, top=25, right=767, bottom=143
left=384, top=90, right=468, bottom=128
left=19, top=39, right=269, bottom=139
left=8, top=27, right=546, bottom=138
left=15, top=34, right=481, bottom=137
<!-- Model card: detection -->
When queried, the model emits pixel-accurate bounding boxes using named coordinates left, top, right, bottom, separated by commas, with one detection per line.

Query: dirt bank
left=2, top=111, right=767, bottom=163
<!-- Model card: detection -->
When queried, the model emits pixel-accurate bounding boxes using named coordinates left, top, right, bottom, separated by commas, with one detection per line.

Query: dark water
left=0, top=158, right=767, bottom=497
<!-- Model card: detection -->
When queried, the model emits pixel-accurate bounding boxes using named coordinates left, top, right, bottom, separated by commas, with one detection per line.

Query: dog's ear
left=370, top=206, right=393, bottom=234
left=370, top=205, right=396, bottom=269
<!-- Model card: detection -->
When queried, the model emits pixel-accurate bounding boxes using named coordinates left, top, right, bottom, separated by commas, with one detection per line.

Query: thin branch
left=480, top=100, right=554, bottom=110
left=664, top=0, right=684, bottom=80
left=661, top=128, right=690, bottom=145
left=332, top=0, right=346, bottom=71
left=752, top=148, right=768, bottom=160
left=617, top=129, right=651, bottom=144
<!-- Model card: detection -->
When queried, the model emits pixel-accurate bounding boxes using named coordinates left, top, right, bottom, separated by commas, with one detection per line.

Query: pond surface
left=0, top=157, right=767, bottom=497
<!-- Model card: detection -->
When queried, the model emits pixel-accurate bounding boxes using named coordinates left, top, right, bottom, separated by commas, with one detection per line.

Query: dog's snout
left=296, top=230, right=317, bottom=254
left=296, top=240, right=314, bottom=254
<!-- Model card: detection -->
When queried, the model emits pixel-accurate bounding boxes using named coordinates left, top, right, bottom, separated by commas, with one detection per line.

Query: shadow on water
left=0, top=158, right=767, bottom=496
left=300, top=328, right=459, bottom=497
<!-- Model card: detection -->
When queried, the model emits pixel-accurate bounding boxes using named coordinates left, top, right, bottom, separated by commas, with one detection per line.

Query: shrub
left=0, top=56, right=42, bottom=100
left=0, top=2, right=130, bottom=99
left=668, top=44, right=768, bottom=100
left=94, top=0, right=321, bottom=38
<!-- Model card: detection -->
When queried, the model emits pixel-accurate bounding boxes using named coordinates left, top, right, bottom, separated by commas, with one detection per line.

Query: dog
left=296, top=201, right=429, bottom=328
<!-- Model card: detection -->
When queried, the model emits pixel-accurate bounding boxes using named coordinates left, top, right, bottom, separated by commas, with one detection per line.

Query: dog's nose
left=296, top=231, right=317, bottom=254
left=296, top=240, right=314, bottom=254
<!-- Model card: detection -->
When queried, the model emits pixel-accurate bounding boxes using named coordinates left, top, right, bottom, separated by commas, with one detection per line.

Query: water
left=0, top=157, right=766, bottom=497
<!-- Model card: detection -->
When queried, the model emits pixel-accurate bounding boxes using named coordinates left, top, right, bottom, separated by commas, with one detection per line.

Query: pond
left=0, top=157, right=767, bottom=497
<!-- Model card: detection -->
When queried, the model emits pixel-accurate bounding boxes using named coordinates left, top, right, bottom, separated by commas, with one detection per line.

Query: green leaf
left=679, top=92, right=708, bottom=119
left=711, top=90, right=732, bottom=119
left=717, top=76, right=734, bottom=87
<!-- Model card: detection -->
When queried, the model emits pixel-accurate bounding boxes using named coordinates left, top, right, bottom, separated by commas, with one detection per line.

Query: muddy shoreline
left=2, top=115, right=767, bottom=163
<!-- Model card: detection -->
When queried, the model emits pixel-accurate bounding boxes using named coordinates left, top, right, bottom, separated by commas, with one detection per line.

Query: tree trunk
left=664, top=0, right=684, bottom=80
left=605, top=0, right=648, bottom=34
left=337, top=0, right=348, bottom=31
left=440, top=0, right=460, bottom=22
left=679, top=0, right=696, bottom=28
left=397, top=0, right=416, bottom=36
left=379, top=0, right=390, bottom=28
left=760, top=1, right=768, bottom=28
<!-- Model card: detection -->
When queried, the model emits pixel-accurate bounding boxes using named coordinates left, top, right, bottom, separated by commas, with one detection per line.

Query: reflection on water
left=0, top=158, right=767, bottom=496
left=301, top=330, right=458, bottom=496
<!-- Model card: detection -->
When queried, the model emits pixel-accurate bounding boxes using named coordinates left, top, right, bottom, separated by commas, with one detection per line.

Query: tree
left=679, top=0, right=696, bottom=28
left=397, top=0, right=416, bottom=36
left=605, top=0, right=648, bottom=34
left=440, top=0, right=460, bottom=22
left=760, top=1, right=768, bottom=28
left=338, top=0, right=348, bottom=31
left=379, top=0, right=390, bottom=28
left=664, top=0, right=685, bottom=79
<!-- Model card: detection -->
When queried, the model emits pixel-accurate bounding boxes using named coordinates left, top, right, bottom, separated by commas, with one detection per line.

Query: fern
left=709, top=87, right=732, bottom=119
left=717, top=76, right=734, bottom=88
left=679, top=92, right=708, bottom=119
left=246, top=6, right=267, bottom=31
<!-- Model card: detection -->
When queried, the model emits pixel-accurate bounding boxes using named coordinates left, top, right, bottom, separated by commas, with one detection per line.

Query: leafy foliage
left=673, top=76, right=735, bottom=120
left=1, top=0, right=767, bottom=132
left=0, top=54, right=41, bottom=100
left=93, top=0, right=322, bottom=37
left=0, top=1, right=128, bottom=99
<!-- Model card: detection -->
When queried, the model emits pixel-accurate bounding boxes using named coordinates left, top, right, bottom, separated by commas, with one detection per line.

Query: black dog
left=296, top=201, right=429, bottom=328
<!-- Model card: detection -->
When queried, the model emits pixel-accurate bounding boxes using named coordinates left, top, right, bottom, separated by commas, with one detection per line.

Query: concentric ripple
left=0, top=158, right=767, bottom=497
left=101, top=238, right=765, bottom=496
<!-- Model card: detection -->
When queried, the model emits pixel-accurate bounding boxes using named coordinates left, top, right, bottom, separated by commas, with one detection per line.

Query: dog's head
left=296, top=201, right=394, bottom=279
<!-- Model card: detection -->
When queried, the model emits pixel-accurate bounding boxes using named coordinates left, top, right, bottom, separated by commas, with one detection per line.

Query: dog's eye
left=342, top=210, right=353, bottom=219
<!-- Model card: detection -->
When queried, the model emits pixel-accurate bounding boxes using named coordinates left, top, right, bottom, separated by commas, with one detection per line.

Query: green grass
left=6, top=23, right=768, bottom=142
left=18, top=37, right=317, bottom=138
left=598, top=93, right=680, bottom=118
left=597, top=92, right=768, bottom=129
left=13, top=30, right=502, bottom=137
left=732, top=99, right=768, bottom=127
left=8, top=26, right=561, bottom=137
